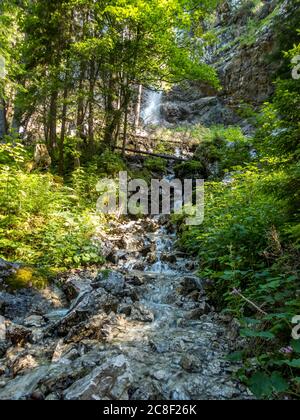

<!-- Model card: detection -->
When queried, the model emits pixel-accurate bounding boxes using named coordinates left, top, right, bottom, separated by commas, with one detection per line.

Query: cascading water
left=141, top=90, right=163, bottom=125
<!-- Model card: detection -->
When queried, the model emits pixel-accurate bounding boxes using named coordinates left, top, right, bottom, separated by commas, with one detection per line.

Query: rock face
left=208, top=0, right=295, bottom=105
left=161, top=0, right=297, bottom=126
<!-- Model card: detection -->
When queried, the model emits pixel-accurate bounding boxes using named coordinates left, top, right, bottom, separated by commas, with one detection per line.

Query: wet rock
left=140, top=244, right=155, bottom=257
left=96, top=272, right=125, bottom=296
left=64, top=314, right=114, bottom=344
left=149, top=341, right=169, bottom=354
left=0, top=364, right=6, bottom=376
left=40, top=286, right=67, bottom=309
left=162, top=95, right=237, bottom=126
left=185, top=302, right=211, bottom=320
left=12, top=354, right=38, bottom=376
left=0, top=365, right=49, bottom=400
left=0, top=316, right=6, bottom=340
left=108, top=251, right=128, bottom=265
left=125, top=275, right=144, bottom=287
left=180, top=355, right=202, bottom=373
left=62, top=276, right=93, bottom=301
left=161, top=253, right=177, bottom=264
left=45, top=392, right=60, bottom=400
left=179, top=276, right=203, bottom=296
left=7, top=324, right=32, bottom=346
left=0, top=288, right=64, bottom=321
left=130, top=303, right=154, bottom=323
left=23, top=315, right=45, bottom=328
left=170, top=388, right=191, bottom=400
left=64, top=355, right=133, bottom=400
left=30, top=390, right=45, bottom=400
left=118, top=304, right=132, bottom=317
left=0, top=341, right=8, bottom=359
left=0, top=259, right=19, bottom=285
left=130, top=382, right=163, bottom=400
left=131, top=261, right=146, bottom=271
left=185, top=261, right=196, bottom=271
left=146, top=253, right=157, bottom=264
left=52, top=342, right=80, bottom=363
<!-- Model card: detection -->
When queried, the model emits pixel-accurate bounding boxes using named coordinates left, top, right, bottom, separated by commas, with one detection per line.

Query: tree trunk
left=49, top=91, right=58, bottom=153
left=11, top=106, right=22, bottom=136
left=76, top=66, right=86, bottom=141
left=104, top=109, right=122, bottom=150
left=88, top=60, right=95, bottom=151
left=59, top=84, right=68, bottom=175
left=134, top=84, right=143, bottom=129
left=122, top=104, right=129, bottom=158
left=0, top=99, right=7, bottom=140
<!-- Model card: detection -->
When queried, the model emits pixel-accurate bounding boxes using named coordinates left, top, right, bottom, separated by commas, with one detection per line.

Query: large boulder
left=64, top=355, right=133, bottom=400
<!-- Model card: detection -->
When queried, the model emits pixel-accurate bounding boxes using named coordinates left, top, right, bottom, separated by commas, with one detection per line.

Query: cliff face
left=161, top=0, right=299, bottom=127
left=211, top=0, right=297, bottom=105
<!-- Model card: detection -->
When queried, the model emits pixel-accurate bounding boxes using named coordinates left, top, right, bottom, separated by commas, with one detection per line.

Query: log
left=115, top=147, right=188, bottom=162
left=123, top=133, right=194, bottom=146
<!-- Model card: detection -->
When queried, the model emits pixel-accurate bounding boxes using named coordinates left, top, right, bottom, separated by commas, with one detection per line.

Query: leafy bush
left=193, top=125, right=252, bottom=179
left=175, top=165, right=300, bottom=398
left=175, top=44, right=300, bottom=398
left=144, top=157, right=167, bottom=174
left=96, top=150, right=127, bottom=177
left=174, top=160, right=203, bottom=178
left=0, top=141, right=105, bottom=279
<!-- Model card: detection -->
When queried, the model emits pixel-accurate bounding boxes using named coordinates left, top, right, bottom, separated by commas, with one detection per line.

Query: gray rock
left=64, top=313, right=114, bottom=344
left=64, top=355, right=133, bottom=400
left=12, top=354, right=38, bottom=376
left=6, top=324, right=32, bottom=346
left=0, top=366, right=49, bottom=400
left=161, top=253, right=177, bottom=264
left=63, top=276, right=93, bottom=301
left=23, top=315, right=45, bottom=328
left=180, top=276, right=203, bottom=296
left=130, top=303, right=154, bottom=323
left=0, top=259, right=19, bottom=284
left=185, top=302, right=211, bottom=320
left=180, top=355, right=202, bottom=373
left=0, top=316, right=6, bottom=341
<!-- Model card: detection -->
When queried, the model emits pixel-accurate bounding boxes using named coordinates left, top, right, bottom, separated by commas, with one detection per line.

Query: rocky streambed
left=0, top=216, right=252, bottom=400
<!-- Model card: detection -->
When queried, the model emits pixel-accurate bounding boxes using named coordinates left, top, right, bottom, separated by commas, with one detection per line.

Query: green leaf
left=248, top=372, right=273, bottom=398
left=240, top=328, right=275, bottom=340
left=291, top=340, right=300, bottom=354
left=226, top=351, right=244, bottom=362
left=270, top=372, right=289, bottom=394
left=285, top=359, right=300, bottom=368
left=248, top=371, right=288, bottom=398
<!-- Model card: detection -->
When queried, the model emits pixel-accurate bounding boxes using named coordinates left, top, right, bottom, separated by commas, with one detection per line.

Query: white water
left=141, top=90, right=163, bottom=125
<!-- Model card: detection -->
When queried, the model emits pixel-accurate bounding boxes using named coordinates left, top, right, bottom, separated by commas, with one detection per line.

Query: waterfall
left=141, top=90, right=162, bottom=126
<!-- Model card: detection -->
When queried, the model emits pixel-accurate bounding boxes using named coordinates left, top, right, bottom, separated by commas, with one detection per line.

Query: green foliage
left=0, top=141, right=105, bottom=276
left=5, top=267, right=49, bottom=290
left=175, top=48, right=300, bottom=395
left=144, top=157, right=167, bottom=174
left=175, top=160, right=203, bottom=178
left=193, top=125, right=252, bottom=179
left=248, top=371, right=289, bottom=399
left=96, top=150, right=127, bottom=178
left=175, top=163, right=300, bottom=397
